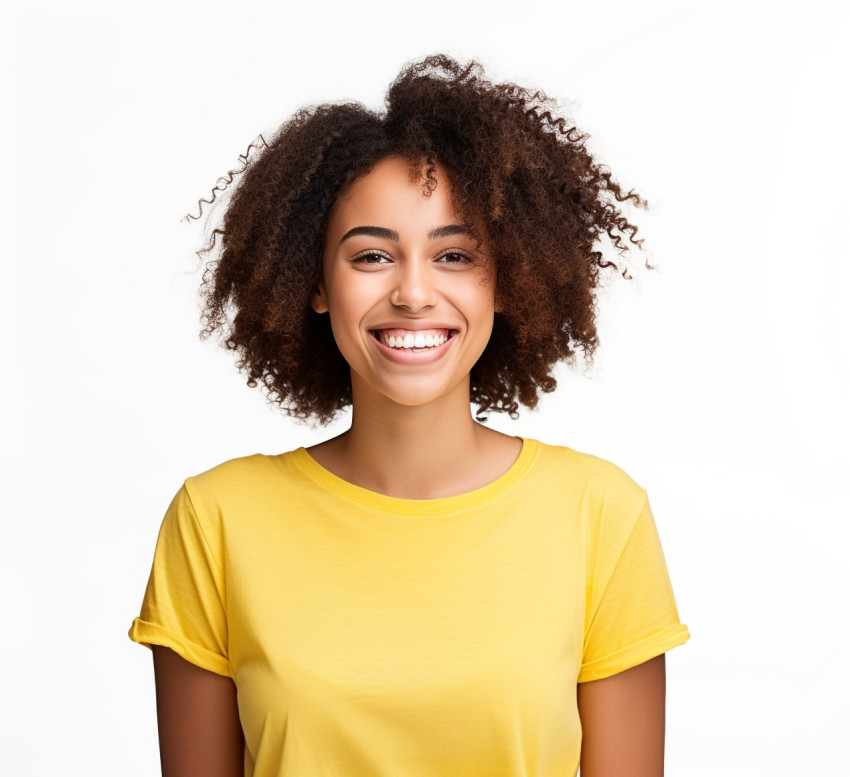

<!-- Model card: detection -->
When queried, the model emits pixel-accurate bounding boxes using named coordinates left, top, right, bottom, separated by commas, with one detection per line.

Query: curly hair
left=198, top=54, right=646, bottom=424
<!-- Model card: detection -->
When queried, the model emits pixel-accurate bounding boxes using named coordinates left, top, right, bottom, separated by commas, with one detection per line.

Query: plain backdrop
left=3, top=0, right=848, bottom=774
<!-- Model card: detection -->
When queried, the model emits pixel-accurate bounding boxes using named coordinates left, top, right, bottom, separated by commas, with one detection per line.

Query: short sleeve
left=128, top=483, right=231, bottom=677
left=579, top=496, right=689, bottom=683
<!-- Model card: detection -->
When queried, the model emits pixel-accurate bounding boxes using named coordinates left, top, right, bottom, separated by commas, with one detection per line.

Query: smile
left=370, top=328, right=456, bottom=351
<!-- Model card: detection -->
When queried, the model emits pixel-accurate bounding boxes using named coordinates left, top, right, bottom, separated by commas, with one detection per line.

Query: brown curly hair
left=198, top=54, right=646, bottom=424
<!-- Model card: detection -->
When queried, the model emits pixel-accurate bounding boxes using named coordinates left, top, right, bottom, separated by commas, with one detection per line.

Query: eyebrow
left=339, top=224, right=470, bottom=244
left=339, top=226, right=399, bottom=243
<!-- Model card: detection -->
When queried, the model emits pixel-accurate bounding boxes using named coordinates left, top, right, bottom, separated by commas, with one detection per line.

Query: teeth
left=379, top=331, right=451, bottom=349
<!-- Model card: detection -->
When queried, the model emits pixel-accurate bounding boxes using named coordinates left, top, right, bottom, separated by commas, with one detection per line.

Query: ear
left=311, top=281, right=329, bottom=314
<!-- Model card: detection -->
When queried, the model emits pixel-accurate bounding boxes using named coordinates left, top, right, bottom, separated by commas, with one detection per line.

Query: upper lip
left=369, top=323, right=459, bottom=331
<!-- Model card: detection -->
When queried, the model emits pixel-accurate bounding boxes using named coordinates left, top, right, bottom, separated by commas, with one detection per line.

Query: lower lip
left=371, top=333, right=456, bottom=364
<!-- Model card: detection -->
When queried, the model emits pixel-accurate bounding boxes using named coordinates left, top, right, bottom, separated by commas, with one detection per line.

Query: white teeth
left=379, top=331, right=452, bottom=349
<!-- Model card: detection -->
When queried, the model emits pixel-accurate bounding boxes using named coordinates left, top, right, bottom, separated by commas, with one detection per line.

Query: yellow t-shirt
left=129, top=438, right=689, bottom=776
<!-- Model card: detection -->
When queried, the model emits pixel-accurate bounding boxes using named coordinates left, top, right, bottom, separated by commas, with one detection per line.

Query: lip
left=369, top=328, right=457, bottom=365
left=369, top=322, right=459, bottom=332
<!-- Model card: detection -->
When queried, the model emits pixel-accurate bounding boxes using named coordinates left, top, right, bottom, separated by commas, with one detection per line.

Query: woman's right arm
left=152, top=646, right=245, bottom=777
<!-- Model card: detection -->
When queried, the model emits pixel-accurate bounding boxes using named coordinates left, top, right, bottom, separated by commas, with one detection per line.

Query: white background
left=3, top=0, right=848, bottom=774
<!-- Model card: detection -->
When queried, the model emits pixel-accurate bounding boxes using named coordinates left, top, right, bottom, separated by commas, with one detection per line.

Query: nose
left=390, top=260, right=438, bottom=312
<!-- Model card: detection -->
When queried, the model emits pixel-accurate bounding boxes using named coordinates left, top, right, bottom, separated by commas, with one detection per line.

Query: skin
left=152, top=646, right=243, bottom=777
left=578, top=655, right=667, bottom=776
left=152, top=155, right=667, bottom=775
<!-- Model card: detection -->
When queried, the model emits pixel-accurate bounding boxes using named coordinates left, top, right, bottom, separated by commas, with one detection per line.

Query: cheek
left=460, top=280, right=497, bottom=324
left=324, top=281, right=373, bottom=351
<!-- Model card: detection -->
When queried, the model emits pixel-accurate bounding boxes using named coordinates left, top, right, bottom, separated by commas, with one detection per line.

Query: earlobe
left=311, top=283, right=329, bottom=314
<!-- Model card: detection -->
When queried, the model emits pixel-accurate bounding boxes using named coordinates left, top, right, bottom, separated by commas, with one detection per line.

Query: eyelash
left=351, top=251, right=391, bottom=265
left=351, top=250, right=474, bottom=265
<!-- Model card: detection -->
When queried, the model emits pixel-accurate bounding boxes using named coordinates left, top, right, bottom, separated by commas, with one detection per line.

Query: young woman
left=129, top=54, right=689, bottom=777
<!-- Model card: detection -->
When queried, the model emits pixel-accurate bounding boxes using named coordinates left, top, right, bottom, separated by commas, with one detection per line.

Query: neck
left=320, top=379, right=499, bottom=499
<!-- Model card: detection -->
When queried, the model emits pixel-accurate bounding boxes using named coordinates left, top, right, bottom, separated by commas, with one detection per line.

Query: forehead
left=326, top=157, right=462, bottom=238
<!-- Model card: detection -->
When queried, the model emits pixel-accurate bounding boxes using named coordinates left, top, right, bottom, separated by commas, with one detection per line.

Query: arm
left=577, top=654, right=666, bottom=777
left=152, top=646, right=245, bottom=777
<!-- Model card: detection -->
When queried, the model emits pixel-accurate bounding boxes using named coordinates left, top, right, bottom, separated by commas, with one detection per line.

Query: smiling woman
left=129, top=54, right=688, bottom=777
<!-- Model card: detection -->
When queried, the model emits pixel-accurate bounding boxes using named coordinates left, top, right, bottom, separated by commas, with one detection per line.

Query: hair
left=197, top=54, right=647, bottom=424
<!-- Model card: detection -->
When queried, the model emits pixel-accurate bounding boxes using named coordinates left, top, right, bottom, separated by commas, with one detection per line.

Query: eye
left=435, top=251, right=473, bottom=265
left=351, top=251, right=392, bottom=266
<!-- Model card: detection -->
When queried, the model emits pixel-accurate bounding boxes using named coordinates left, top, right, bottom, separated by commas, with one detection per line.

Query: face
left=313, top=156, right=496, bottom=412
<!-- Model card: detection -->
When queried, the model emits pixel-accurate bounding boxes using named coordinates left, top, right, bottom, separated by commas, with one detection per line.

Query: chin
left=355, top=375, right=468, bottom=411
left=382, top=389, right=457, bottom=409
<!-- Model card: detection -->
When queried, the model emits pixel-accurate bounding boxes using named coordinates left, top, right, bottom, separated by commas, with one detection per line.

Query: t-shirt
left=129, top=438, right=689, bottom=776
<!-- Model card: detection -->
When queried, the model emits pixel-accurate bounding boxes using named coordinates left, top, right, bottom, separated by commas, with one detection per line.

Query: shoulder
left=528, top=442, right=658, bottom=578
left=531, top=439, right=645, bottom=499
left=186, top=451, right=291, bottom=490
left=177, top=449, right=304, bottom=521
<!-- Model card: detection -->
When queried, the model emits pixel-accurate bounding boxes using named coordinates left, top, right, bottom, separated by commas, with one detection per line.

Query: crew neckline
left=290, top=437, right=539, bottom=515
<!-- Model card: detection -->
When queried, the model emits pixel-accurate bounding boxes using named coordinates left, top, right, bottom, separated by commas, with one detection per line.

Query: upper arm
left=152, top=646, right=244, bottom=777
left=577, top=653, right=666, bottom=777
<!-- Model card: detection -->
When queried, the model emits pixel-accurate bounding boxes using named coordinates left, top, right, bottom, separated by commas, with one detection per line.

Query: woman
left=129, top=54, right=689, bottom=777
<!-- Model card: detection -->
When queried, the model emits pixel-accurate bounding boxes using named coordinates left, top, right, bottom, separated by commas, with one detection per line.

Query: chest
left=222, top=500, right=586, bottom=772
left=230, top=504, right=583, bottom=687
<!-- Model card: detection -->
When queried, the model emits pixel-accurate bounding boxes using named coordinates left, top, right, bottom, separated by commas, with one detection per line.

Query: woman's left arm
left=577, top=654, right=667, bottom=777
